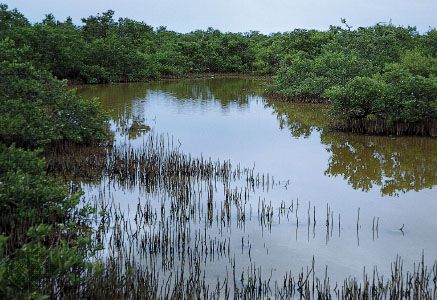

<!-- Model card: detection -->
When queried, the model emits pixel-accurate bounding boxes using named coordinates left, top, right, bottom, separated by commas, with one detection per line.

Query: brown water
left=77, top=78, right=437, bottom=285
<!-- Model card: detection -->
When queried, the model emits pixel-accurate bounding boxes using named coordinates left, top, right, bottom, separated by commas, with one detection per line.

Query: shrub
left=0, top=39, right=109, bottom=146
left=0, top=145, right=95, bottom=299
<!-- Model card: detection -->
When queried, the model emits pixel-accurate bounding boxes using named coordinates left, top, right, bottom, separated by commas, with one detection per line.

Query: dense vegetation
left=1, top=5, right=109, bottom=298
left=0, top=2, right=436, bottom=298
left=2, top=4, right=436, bottom=135
left=0, top=75, right=106, bottom=297
left=271, top=26, right=437, bottom=135
left=325, top=53, right=437, bottom=135
left=0, top=4, right=332, bottom=83
left=0, top=145, right=99, bottom=299
left=0, top=39, right=108, bottom=147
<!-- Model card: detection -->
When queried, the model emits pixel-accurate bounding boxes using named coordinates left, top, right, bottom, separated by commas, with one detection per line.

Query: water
left=77, top=78, right=437, bottom=286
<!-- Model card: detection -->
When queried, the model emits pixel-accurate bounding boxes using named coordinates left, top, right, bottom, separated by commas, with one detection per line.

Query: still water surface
left=78, top=78, right=437, bottom=282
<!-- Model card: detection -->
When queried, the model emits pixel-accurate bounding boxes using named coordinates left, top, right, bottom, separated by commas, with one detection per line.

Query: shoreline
left=72, top=76, right=437, bottom=138
left=67, top=72, right=272, bottom=86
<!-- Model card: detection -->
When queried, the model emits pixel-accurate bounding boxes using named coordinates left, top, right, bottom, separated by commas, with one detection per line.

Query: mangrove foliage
left=2, top=4, right=436, bottom=135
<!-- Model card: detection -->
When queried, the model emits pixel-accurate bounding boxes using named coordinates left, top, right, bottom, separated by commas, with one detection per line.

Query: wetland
left=1, top=4, right=436, bottom=297
left=65, top=78, right=437, bottom=298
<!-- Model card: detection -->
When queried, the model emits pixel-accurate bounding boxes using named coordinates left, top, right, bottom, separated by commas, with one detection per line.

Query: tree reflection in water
left=265, top=100, right=329, bottom=138
left=267, top=100, right=437, bottom=196
left=322, top=133, right=437, bottom=196
left=79, top=83, right=436, bottom=197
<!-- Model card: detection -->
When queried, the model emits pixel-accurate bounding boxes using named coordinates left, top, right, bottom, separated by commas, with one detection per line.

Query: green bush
left=325, top=65, right=437, bottom=124
left=0, top=145, right=76, bottom=234
left=270, top=24, right=436, bottom=130
left=0, top=39, right=109, bottom=146
left=0, top=225, right=93, bottom=299
left=274, top=50, right=376, bottom=99
left=381, top=63, right=437, bottom=122
left=322, top=24, right=416, bottom=68
left=398, top=48, right=437, bottom=77
left=0, top=145, right=96, bottom=299
left=325, top=76, right=390, bottom=120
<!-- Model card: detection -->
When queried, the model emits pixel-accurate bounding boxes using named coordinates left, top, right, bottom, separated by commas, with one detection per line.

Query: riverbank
left=331, top=118, right=437, bottom=137
left=265, top=91, right=330, bottom=104
left=72, top=75, right=437, bottom=138
left=67, top=72, right=272, bottom=86
left=265, top=91, right=437, bottom=137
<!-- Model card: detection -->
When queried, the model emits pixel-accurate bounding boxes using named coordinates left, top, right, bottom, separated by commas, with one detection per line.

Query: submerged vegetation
left=1, top=3, right=437, bottom=299
left=21, top=136, right=437, bottom=299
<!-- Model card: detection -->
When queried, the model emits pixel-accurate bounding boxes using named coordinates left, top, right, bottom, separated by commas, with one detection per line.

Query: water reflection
left=266, top=100, right=437, bottom=196
left=146, top=78, right=264, bottom=107
left=78, top=79, right=437, bottom=196
left=322, top=133, right=437, bottom=196
left=72, top=78, right=437, bottom=287
left=78, top=78, right=264, bottom=119
left=265, top=101, right=329, bottom=138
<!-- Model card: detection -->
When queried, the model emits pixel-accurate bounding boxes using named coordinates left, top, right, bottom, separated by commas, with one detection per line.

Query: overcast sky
left=4, top=0, right=437, bottom=33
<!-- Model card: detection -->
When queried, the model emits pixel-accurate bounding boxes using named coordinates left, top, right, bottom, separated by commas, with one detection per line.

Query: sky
left=4, top=0, right=437, bottom=33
